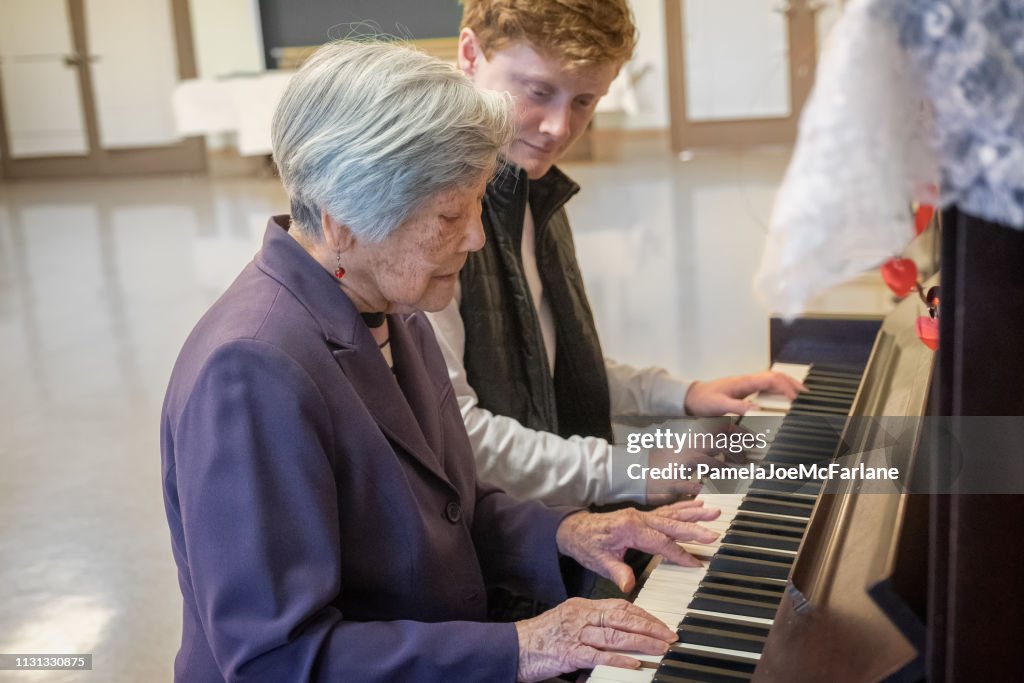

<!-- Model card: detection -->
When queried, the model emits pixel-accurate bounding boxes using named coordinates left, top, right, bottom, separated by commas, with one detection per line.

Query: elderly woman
left=160, top=41, right=719, bottom=682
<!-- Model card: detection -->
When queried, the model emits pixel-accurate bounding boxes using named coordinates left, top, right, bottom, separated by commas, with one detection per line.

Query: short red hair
left=460, top=0, right=637, bottom=69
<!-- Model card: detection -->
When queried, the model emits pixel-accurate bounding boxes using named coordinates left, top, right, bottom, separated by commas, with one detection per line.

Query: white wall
left=180, top=0, right=841, bottom=132
left=188, top=0, right=263, bottom=78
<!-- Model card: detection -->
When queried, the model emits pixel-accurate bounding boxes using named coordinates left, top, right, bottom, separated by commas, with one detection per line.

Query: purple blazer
left=161, top=217, right=585, bottom=682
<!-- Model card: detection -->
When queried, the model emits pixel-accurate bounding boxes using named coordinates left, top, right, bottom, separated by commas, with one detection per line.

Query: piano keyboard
left=588, top=363, right=863, bottom=683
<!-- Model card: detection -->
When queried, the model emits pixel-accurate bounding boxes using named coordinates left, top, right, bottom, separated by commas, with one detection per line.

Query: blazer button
left=444, top=501, right=462, bottom=524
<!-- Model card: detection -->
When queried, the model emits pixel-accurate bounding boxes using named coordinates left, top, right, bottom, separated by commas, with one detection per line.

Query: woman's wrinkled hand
left=514, top=597, right=676, bottom=682
left=555, top=499, right=720, bottom=594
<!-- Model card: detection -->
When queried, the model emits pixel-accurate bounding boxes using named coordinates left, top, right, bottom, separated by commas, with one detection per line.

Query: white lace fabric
left=757, top=0, right=1024, bottom=318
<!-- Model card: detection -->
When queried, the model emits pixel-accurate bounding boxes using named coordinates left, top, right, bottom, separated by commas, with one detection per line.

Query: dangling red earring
left=334, top=253, right=346, bottom=280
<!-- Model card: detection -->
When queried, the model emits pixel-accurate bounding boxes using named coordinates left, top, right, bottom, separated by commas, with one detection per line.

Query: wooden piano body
left=586, top=208, right=1024, bottom=682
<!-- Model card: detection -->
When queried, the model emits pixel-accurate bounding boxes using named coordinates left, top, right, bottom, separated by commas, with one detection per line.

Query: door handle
left=63, top=54, right=100, bottom=67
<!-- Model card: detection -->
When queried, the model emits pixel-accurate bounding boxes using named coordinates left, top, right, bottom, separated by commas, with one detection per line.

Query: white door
left=0, top=0, right=204, bottom=179
left=85, top=0, right=182, bottom=149
left=0, top=0, right=90, bottom=158
left=666, top=0, right=845, bottom=151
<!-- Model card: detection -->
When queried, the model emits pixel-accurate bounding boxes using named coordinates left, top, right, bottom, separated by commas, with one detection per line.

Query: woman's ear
left=321, top=209, right=356, bottom=253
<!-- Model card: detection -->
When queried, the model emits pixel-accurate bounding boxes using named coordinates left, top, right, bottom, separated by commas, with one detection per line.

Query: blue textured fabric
left=882, top=0, right=1024, bottom=228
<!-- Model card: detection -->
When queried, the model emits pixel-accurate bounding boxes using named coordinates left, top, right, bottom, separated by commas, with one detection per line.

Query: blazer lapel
left=388, top=317, right=446, bottom=469
left=331, top=337, right=450, bottom=487
left=254, top=216, right=451, bottom=486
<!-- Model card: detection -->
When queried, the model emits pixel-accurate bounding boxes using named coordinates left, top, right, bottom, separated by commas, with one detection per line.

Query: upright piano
left=585, top=208, right=1024, bottom=682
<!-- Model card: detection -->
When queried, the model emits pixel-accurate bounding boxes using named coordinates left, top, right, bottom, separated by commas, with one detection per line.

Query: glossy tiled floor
left=0, top=138, right=890, bottom=681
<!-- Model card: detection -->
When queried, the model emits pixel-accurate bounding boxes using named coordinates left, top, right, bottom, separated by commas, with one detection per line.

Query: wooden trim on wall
left=665, top=0, right=820, bottom=153
left=275, top=36, right=459, bottom=69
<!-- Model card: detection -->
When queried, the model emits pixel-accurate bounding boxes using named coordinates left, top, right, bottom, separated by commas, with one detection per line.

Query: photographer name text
left=628, top=462, right=900, bottom=481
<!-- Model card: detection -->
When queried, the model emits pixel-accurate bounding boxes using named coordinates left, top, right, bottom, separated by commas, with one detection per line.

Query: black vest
left=459, top=163, right=613, bottom=442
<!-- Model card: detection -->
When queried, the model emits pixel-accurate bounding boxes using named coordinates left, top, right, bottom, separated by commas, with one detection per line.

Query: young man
left=428, top=0, right=803, bottom=507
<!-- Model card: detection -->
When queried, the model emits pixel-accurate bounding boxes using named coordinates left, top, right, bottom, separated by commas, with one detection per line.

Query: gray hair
left=271, top=40, right=515, bottom=241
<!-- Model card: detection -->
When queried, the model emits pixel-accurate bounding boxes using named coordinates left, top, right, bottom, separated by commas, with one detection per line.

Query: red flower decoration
left=916, top=315, right=939, bottom=350
left=881, top=257, right=918, bottom=297
left=914, top=203, right=935, bottom=236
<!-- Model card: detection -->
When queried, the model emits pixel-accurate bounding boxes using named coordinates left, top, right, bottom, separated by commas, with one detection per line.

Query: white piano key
left=633, top=652, right=663, bottom=664
left=588, top=665, right=655, bottom=682
left=643, top=567, right=703, bottom=583
left=749, top=362, right=811, bottom=412
left=636, top=588, right=698, bottom=606
left=642, top=609, right=685, bottom=630
left=699, top=492, right=747, bottom=508
left=636, top=585, right=699, bottom=606
left=640, top=576, right=699, bottom=593
left=640, top=573, right=702, bottom=589
left=770, top=362, right=812, bottom=383
left=636, top=594, right=694, bottom=614
left=743, top=408, right=788, bottom=419
left=678, top=542, right=718, bottom=559
left=643, top=561, right=706, bottom=577
left=753, top=393, right=797, bottom=412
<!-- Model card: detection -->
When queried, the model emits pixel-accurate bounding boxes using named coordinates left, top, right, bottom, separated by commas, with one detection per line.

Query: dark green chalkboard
left=258, top=0, right=463, bottom=67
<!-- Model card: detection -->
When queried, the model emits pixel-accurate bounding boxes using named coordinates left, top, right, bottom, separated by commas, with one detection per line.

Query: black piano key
left=726, top=523, right=805, bottom=544
left=789, top=394, right=852, bottom=409
left=776, top=414, right=845, bottom=428
left=769, top=431, right=841, bottom=447
left=699, top=582, right=785, bottom=606
left=713, top=545, right=795, bottom=565
left=766, top=441, right=835, bottom=457
left=793, top=393, right=856, bottom=408
left=744, top=491, right=817, bottom=506
left=681, top=613, right=773, bottom=636
left=658, top=648, right=757, bottom=682
left=800, top=386, right=857, bottom=399
left=653, top=672, right=743, bottom=683
left=729, top=514, right=808, bottom=534
left=803, top=373, right=860, bottom=385
left=764, top=452, right=831, bottom=466
left=740, top=498, right=814, bottom=519
left=654, top=665, right=752, bottom=683
left=708, top=554, right=791, bottom=582
left=678, top=615, right=770, bottom=653
left=808, top=363, right=863, bottom=378
left=772, top=427, right=841, bottom=443
left=702, top=571, right=788, bottom=593
left=747, top=480, right=822, bottom=497
left=688, top=593, right=781, bottom=620
left=771, top=427, right=839, bottom=443
left=789, top=405, right=851, bottom=416
left=722, top=530, right=801, bottom=552
left=716, top=544, right=795, bottom=566
left=704, top=573, right=790, bottom=593
left=677, top=628, right=766, bottom=655
left=771, top=431, right=839, bottom=446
